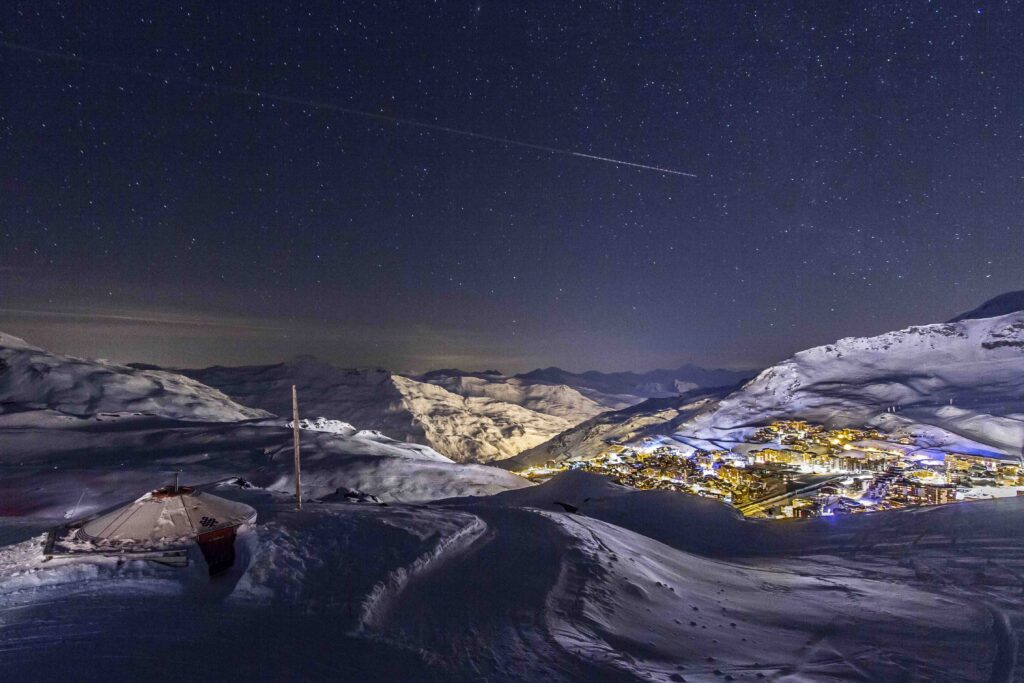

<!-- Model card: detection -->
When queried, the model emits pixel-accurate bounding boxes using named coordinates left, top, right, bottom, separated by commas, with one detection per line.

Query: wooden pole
left=292, top=384, right=302, bottom=510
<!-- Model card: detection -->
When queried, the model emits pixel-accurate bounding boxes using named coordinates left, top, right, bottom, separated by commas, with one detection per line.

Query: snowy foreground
left=2, top=469, right=1021, bottom=681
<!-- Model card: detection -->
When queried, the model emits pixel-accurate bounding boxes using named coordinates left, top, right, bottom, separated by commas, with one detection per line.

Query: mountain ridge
left=948, top=289, right=1024, bottom=322
left=180, top=358, right=748, bottom=463
left=514, top=363, right=754, bottom=399
left=678, top=310, right=1024, bottom=456
left=0, top=332, right=268, bottom=422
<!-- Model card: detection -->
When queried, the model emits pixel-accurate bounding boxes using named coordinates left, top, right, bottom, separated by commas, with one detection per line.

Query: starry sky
left=1, top=2, right=1021, bottom=373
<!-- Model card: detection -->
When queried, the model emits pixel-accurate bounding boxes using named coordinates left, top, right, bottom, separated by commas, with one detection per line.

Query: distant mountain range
left=512, top=364, right=753, bottom=402
left=178, top=361, right=750, bottom=463
left=0, top=327, right=754, bottom=463
left=3, top=290, right=1021, bottom=466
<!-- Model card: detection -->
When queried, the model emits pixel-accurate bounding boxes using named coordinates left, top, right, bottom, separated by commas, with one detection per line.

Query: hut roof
left=78, top=486, right=256, bottom=546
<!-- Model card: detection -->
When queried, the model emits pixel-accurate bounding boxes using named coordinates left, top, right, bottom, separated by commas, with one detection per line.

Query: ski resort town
left=516, top=420, right=1024, bottom=519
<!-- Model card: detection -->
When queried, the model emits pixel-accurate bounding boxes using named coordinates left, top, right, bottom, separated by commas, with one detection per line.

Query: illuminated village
left=516, top=420, right=1024, bottom=519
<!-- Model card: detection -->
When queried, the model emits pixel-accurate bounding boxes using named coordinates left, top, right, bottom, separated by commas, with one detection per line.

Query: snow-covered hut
left=59, top=485, right=256, bottom=574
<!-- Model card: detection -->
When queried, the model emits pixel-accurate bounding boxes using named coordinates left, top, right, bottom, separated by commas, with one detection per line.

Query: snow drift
left=1, top=470, right=1019, bottom=680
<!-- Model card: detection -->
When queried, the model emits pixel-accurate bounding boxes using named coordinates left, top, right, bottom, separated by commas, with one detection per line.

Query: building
left=51, top=483, right=257, bottom=574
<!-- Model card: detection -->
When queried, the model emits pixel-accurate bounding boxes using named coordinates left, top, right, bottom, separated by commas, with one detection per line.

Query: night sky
left=1, top=2, right=1021, bottom=373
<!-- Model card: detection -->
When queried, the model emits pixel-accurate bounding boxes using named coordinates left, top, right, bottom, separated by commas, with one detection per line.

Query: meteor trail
left=1, top=39, right=696, bottom=178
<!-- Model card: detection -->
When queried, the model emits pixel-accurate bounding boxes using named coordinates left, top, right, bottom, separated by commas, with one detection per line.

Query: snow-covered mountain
left=182, top=359, right=590, bottom=462
left=680, top=310, right=1024, bottom=456
left=0, top=333, right=530, bottom=512
left=500, top=297, right=1024, bottom=467
left=180, top=360, right=752, bottom=463
left=514, top=363, right=754, bottom=403
left=501, top=387, right=733, bottom=469
left=416, top=368, right=623, bottom=419
left=0, top=332, right=267, bottom=422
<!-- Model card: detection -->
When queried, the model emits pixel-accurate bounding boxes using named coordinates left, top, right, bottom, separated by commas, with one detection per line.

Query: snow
left=537, top=511, right=993, bottom=681
left=671, top=311, right=1024, bottom=458
left=2, top=471, right=1020, bottom=680
left=289, top=416, right=357, bottom=435
left=182, top=358, right=601, bottom=462
left=0, top=333, right=268, bottom=422
left=503, top=388, right=731, bottom=469
left=1, top=313, right=1023, bottom=679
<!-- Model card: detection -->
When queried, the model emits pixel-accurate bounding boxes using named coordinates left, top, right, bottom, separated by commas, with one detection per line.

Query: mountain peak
left=948, top=290, right=1024, bottom=322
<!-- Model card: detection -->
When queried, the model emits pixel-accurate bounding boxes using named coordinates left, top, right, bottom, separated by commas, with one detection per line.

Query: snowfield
left=1, top=471, right=1020, bottom=680
left=0, top=415, right=529, bottom=518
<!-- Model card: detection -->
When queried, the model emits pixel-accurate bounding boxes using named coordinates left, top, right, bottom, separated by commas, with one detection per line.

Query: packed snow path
left=363, top=506, right=635, bottom=681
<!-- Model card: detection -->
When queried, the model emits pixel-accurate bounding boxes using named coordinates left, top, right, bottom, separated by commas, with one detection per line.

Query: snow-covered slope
left=681, top=311, right=1024, bottom=455
left=389, top=374, right=584, bottom=462
left=182, top=358, right=425, bottom=437
left=0, top=332, right=267, bottom=422
left=501, top=387, right=732, bottom=469
left=1, top=470, right=1018, bottom=680
left=0, top=411, right=529, bottom=518
left=183, top=359, right=600, bottom=462
left=416, top=369, right=618, bottom=420
left=0, top=335, right=529, bottom=514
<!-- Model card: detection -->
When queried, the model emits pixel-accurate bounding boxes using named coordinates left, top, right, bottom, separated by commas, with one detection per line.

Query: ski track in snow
left=354, top=512, right=489, bottom=634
